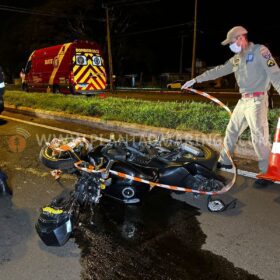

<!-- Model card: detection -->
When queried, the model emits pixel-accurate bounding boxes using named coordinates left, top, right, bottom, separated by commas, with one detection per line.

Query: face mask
left=229, top=42, right=242, bottom=53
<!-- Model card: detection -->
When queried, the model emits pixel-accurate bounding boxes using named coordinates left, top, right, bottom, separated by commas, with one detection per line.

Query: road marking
left=0, top=114, right=110, bottom=142
left=220, top=167, right=257, bottom=179
left=220, top=167, right=280, bottom=184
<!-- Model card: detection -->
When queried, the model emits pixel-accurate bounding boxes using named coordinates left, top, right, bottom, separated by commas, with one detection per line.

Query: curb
left=4, top=104, right=258, bottom=161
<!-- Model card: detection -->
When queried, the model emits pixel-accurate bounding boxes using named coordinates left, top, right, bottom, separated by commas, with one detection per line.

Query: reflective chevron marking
left=73, top=52, right=106, bottom=91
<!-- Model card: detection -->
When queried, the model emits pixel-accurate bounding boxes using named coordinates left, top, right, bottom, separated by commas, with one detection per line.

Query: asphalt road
left=0, top=111, right=279, bottom=280
left=0, top=113, right=83, bottom=280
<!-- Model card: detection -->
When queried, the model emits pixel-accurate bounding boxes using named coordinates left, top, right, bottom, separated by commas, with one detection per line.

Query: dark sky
left=0, top=0, right=280, bottom=78
left=198, top=1, right=280, bottom=64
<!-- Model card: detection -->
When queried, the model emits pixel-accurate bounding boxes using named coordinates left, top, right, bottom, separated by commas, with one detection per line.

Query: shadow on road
left=0, top=196, right=32, bottom=265
left=75, top=189, right=261, bottom=280
left=252, top=181, right=280, bottom=207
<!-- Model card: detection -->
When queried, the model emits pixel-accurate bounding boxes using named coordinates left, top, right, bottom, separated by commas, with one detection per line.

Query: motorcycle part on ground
left=39, top=137, right=91, bottom=171
left=207, top=198, right=225, bottom=212
left=0, top=170, right=12, bottom=195
left=207, top=196, right=237, bottom=212
left=35, top=205, right=73, bottom=246
left=40, top=145, right=78, bottom=171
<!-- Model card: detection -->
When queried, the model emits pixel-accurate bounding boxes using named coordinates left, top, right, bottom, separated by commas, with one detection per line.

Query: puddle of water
left=74, top=189, right=262, bottom=280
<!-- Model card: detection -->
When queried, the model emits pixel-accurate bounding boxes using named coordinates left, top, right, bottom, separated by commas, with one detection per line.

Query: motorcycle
left=36, top=137, right=235, bottom=246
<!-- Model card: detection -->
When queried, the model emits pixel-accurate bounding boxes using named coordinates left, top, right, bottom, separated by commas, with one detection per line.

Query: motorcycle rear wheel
left=159, top=140, right=218, bottom=171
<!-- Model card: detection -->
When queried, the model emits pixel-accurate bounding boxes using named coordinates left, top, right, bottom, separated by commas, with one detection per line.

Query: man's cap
left=221, top=26, right=248, bottom=46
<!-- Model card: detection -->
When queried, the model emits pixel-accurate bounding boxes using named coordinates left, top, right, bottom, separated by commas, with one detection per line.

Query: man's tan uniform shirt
left=195, top=42, right=280, bottom=94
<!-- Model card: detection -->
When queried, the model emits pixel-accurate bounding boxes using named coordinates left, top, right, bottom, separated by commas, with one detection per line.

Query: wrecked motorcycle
left=36, top=137, right=234, bottom=246
left=39, top=137, right=228, bottom=200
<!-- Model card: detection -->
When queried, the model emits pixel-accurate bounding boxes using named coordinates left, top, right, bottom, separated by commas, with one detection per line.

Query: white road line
left=220, top=167, right=257, bottom=179
left=220, top=167, right=280, bottom=184
left=0, top=114, right=110, bottom=142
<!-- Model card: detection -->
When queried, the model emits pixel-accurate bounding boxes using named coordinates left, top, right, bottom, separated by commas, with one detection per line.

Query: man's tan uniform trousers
left=195, top=43, right=280, bottom=173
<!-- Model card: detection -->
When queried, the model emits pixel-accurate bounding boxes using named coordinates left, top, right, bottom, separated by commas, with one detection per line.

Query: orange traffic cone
left=257, top=117, right=280, bottom=181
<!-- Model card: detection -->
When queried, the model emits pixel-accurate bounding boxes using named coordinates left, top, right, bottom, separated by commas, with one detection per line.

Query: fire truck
left=22, top=40, right=107, bottom=95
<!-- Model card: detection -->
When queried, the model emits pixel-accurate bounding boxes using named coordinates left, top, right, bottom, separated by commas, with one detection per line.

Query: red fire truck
left=22, top=40, right=107, bottom=94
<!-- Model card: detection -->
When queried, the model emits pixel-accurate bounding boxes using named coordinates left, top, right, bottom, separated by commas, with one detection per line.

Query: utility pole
left=191, top=0, right=198, bottom=79
left=105, top=6, right=114, bottom=92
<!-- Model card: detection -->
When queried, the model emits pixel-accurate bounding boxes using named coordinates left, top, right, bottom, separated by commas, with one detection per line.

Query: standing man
left=0, top=66, right=5, bottom=114
left=181, top=26, right=280, bottom=184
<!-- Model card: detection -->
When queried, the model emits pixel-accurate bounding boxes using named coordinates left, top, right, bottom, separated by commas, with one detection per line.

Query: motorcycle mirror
left=207, top=197, right=226, bottom=212
left=207, top=196, right=237, bottom=212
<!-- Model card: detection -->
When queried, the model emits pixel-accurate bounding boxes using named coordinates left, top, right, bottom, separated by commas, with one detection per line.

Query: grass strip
left=4, top=90, right=280, bottom=140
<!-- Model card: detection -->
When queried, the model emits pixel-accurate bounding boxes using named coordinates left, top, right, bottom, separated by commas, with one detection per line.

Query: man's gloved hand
left=181, top=78, right=196, bottom=90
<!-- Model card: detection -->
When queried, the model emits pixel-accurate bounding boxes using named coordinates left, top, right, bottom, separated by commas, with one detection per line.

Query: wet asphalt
left=75, top=192, right=262, bottom=280
left=0, top=111, right=279, bottom=280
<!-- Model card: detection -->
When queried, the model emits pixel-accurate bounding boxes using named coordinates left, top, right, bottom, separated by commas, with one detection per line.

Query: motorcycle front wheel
left=39, top=145, right=78, bottom=170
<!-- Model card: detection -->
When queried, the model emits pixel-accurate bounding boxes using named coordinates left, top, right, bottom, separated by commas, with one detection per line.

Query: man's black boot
left=254, top=178, right=274, bottom=187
